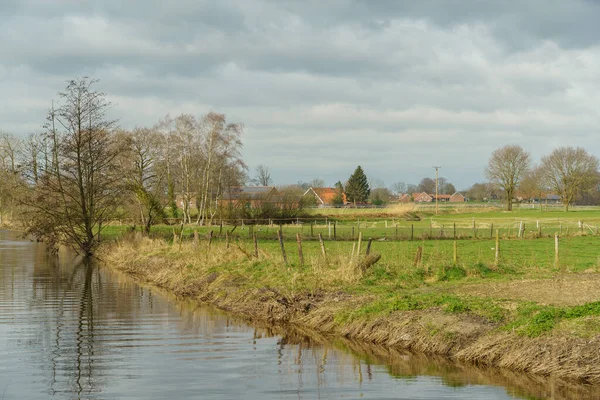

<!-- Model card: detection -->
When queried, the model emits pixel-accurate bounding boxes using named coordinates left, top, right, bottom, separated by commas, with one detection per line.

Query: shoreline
left=99, top=236, right=600, bottom=386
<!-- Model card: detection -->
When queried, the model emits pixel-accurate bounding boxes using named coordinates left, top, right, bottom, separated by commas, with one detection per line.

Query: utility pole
left=433, top=166, right=441, bottom=215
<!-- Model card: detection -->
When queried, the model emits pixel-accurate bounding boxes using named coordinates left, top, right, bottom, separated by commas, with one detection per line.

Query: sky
left=2, top=0, right=600, bottom=190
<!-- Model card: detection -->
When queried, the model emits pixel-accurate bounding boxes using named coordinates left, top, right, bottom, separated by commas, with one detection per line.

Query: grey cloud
left=2, top=0, right=600, bottom=188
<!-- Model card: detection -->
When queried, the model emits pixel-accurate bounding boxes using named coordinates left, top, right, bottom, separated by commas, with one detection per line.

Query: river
left=0, top=229, right=596, bottom=399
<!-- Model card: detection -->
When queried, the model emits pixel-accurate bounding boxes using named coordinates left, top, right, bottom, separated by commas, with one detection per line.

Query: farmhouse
left=398, top=193, right=412, bottom=203
left=303, top=187, right=346, bottom=206
left=432, top=194, right=452, bottom=202
left=531, top=194, right=561, bottom=204
left=450, top=192, right=467, bottom=202
left=412, top=192, right=433, bottom=203
left=404, top=192, right=468, bottom=203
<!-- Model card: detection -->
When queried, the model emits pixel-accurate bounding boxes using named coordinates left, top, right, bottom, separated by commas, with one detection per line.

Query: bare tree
left=518, top=165, right=545, bottom=208
left=155, top=115, right=179, bottom=218
left=157, top=112, right=246, bottom=225
left=443, top=182, right=456, bottom=195
left=23, top=78, right=124, bottom=255
left=0, top=131, right=21, bottom=172
left=164, top=114, right=200, bottom=224
left=390, top=181, right=407, bottom=195
left=119, top=127, right=166, bottom=234
left=196, top=112, right=244, bottom=225
left=297, top=178, right=325, bottom=190
left=0, top=132, right=23, bottom=225
left=434, top=177, right=455, bottom=194
left=369, top=178, right=386, bottom=189
left=417, top=177, right=436, bottom=194
left=466, top=182, right=499, bottom=202
left=19, top=132, right=50, bottom=184
left=406, top=183, right=418, bottom=194
left=485, top=145, right=530, bottom=211
left=252, top=164, right=273, bottom=186
left=539, top=147, right=599, bottom=211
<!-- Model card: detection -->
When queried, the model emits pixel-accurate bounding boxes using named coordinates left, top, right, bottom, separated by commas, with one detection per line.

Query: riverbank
left=99, top=234, right=600, bottom=385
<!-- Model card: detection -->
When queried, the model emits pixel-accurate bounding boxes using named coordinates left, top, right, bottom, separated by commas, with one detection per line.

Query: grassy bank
left=99, top=229, right=600, bottom=385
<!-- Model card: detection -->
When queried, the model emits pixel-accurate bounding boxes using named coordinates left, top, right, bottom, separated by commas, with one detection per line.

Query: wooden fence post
left=357, top=232, right=363, bottom=256
left=490, top=223, right=493, bottom=238
left=518, top=221, right=523, bottom=238
left=411, top=224, right=414, bottom=241
left=414, top=246, right=423, bottom=267
left=555, top=234, right=560, bottom=270
left=253, top=233, right=259, bottom=258
left=333, top=221, right=337, bottom=240
left=178, top=223, right=185, bottom=252
left=226, top=231, right=230, bottom=249
left=193, top=230, right=199, bottom=246
left=296, top=233, right=304, bottom=267
left=311, top=221, right=314, bottom=238
left=494, top=229, right=499, bottom=267
left=208, top=230, right=214, bottom=249
left=318, top=233, right=327, bottom=258
left=277, top=229, right=288, bottom=266
left=453, top=241, right=457, bottom=264
left=453, top=223, right=456, bottom=239
left=366, top=238, right=373, bottom=256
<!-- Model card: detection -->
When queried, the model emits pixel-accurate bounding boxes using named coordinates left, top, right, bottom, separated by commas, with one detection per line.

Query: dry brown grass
left=455, top=274, right=600, bottom=306
left=101, top=234, right=373, bottom=309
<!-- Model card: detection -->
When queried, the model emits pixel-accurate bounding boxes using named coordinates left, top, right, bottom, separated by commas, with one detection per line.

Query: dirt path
left=454, top=273, right=600, bottom=306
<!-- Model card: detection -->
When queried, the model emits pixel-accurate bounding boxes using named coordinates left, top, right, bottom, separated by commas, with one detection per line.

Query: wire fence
left=107, top=216, right=600, bottom=242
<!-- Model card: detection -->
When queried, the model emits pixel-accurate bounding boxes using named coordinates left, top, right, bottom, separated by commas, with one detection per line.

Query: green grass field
left=103, top=204, right=600, bottom=243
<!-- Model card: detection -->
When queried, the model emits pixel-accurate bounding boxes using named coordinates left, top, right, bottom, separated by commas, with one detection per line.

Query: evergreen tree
left=345, top=166, right=370, bottom=204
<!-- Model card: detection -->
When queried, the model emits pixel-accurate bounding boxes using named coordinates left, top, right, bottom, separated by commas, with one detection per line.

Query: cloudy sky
left=2, top=0, right=600, bottom=189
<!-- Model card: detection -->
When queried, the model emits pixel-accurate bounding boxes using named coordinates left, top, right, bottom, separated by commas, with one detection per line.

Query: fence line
left=109, top=217, right=600, bottom=242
